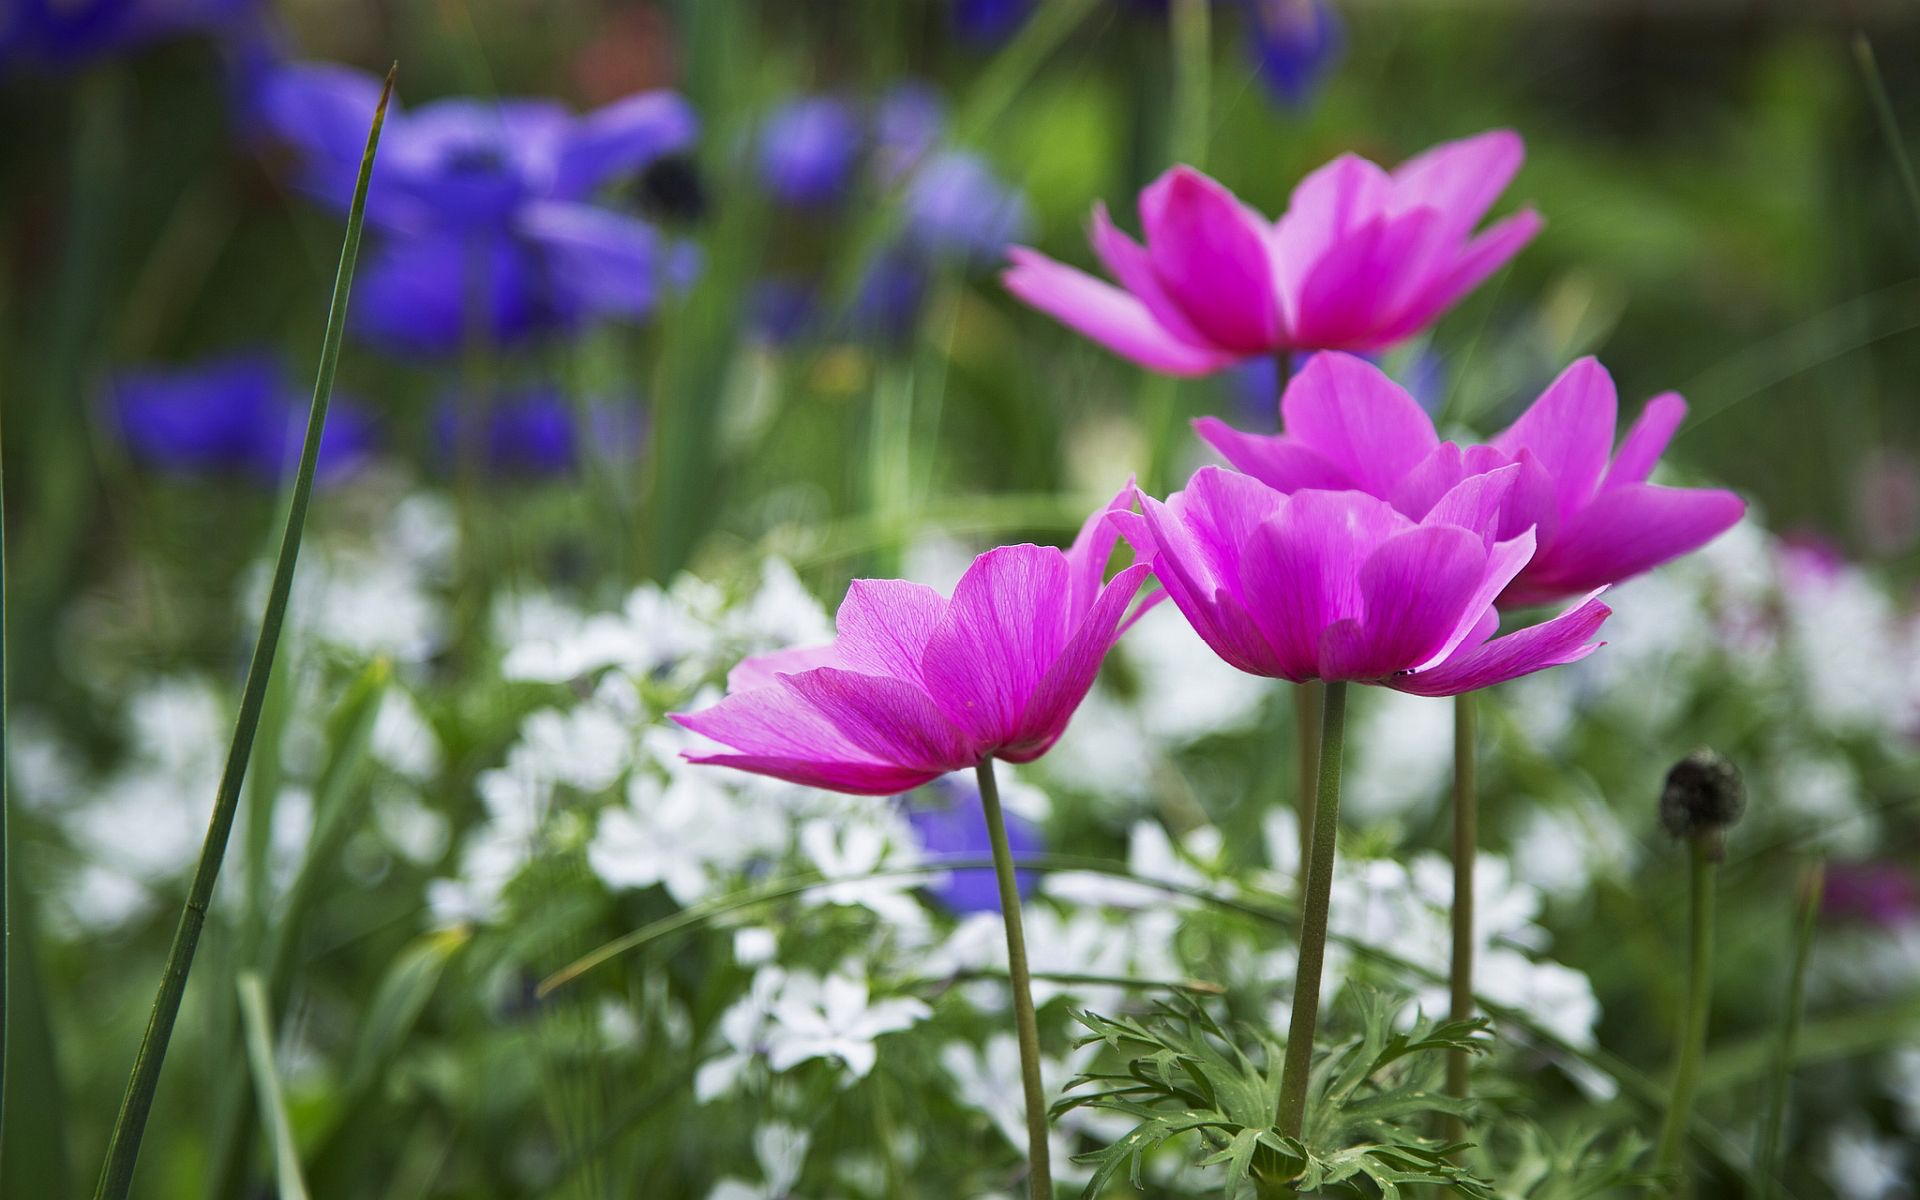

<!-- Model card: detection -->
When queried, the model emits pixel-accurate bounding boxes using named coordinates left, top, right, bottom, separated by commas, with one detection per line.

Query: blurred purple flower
left=952, top=0, right=1033, bottom=44
left=873, top=83, right=946, bottom=184
left=905, top=778, right=1044, bottom=914
left=0, top=0, right=253, bottom=71
left=110, top=354, right=373, bottom=484
left=758, top=95, right=863, bottom=206
left=1249, top=0, right=1342, bottom=108
left=254, top=61, right=699, bottom=356
left=434, top=387, right=644, bottom=478
left=1824, top=863, right=1919, bottom=929
left=904, top=151, right=1031, bottom=262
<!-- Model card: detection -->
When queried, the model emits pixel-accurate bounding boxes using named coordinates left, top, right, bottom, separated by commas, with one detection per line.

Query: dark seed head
left=1659, top=748, right=1745, bottom=844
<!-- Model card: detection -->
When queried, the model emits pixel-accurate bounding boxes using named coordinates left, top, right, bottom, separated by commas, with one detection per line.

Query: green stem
left=1292, top=682, right=1321, bottom=889
left=1655, top=837, right=1718, bottom=1188
left=1274, top=679, right=1347, bottom=1139
left=977, top=758, right=1053, bottom=1199
left=90, top=65, right=395, bottom=1200
left=1755, top=861, right=1822, bottom=1200
left=1446, top=691, right=1478, bottom=1131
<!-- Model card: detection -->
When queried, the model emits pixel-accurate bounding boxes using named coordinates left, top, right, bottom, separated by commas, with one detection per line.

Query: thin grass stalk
left=1855, top=35, right=1920, bottom=247
left=90, top=65, right=395, bottom=1200
left=236, top=973, right=310, bottom=1200
left=1274, top=679, right=1348, bottom=1138
left=1446, top=690, right=1478, bottom=1133
left=1756, top=861, right=1823, bottom=1200
left=0, top=370, right=10, bottom=1149
left=976, top=757, right=1053, bottom=1199
left=1654, top=837, right=1718, bottom=1188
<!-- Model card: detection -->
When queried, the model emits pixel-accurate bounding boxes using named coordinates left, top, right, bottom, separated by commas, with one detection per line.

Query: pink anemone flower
left=673, top=488, right=1152, bottom=794
left=1003, top=130, right=1541, bottom=376
left=1113, top=465, right=1609, bottom=696
left=1196, top=352, right=1746, bottom=608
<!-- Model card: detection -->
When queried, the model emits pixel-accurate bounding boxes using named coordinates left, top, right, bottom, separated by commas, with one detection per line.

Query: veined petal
left=1289, top=207, right=1445, bottom=350
left=1605, top=392, right=1688, bottom=489
left=673, top=684, right=936, bottom=795
left=680, top=751, right=944, bottom=796
left=1509, top=483, right=1745, bottom=604
left=728, top=643, right=843, bottom=693
left=1089, top=203, right=1213, bottom=348
left=1420, top=528, right=1535, bottom=670
left=835, top=578, right=947, bottom=686
left=1193, top=417, right=1355, bottom=493
left=778, top=669, right=976, bottom=772
left=1006, top=562, right=1152, bottom=758
left=1242, top=489, right=1409, bottom=680
left=1421, top=462, right=1521, bottom=543
left=1391, top=593, right=1609, bottom=697
left=1139, top=166, right=1281, bottom=353
left=1116, top=495, right=1285, bottom=678
left=1063, top=480, right=1138, bottom=618
left=1003, top=248, right=1239, bottom=376
left=920, top=545, right=1073, bottom=746
left=1271, top=152, right=1394, bottom=328
left=1316, top=524, right=1489, bottom=680
left=1389, top=129, right=1526, bottom=246
left=1380, top=208, right=1540, bottom=343
left=1279, top=352, right=1440, bottom=498
left=1493, top=357, right=1617, bottom=520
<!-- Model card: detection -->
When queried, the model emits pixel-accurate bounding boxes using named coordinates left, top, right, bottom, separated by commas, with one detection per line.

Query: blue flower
left=904, top=778, right=1043, bottom=915
left=0, top=0, right=253, bottom=72
left=872, top=83, right=945, bottom=184
left=757, top=95, right=863, bottom=206
left=951, top=0, right=1033, bottom=44
left=903, top=151, right=1030, bottom=263
left=110, top=354, right=374, bottom=484
left=434, top=387, right=643, bottom=478
left=254, top=61, right=699, bottom=356
left=1248, top=0, right=1342, bottom=108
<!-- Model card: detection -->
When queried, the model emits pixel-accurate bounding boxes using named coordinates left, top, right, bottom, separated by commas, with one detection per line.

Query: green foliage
left=1474, top=1123, right=1658, bottom=1200
left=1056, top=992, right=1496, bottom=1198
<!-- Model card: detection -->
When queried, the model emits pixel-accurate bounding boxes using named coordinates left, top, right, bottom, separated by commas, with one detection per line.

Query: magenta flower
left=1196, top=353, right=1747, bottom=607
left=1114, top=466, right=1608, bottom=696
left=673, top=490, right=1150, bottom=794
left=1002, top=130, right=1541, bottom=376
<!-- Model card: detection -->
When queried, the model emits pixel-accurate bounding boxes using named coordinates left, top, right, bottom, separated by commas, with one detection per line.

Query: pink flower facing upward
left=1196, top=353, right=1748, bottom=608
left=673, top=489, right=1151, bottom=794
left=1002, top=130, right=1541, bottom=376
left=1114, top=466, right=1610, bottom=697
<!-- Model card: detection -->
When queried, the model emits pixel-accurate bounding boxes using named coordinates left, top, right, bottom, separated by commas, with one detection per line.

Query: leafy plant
left=1055, top=991, right=1496, bottom=1198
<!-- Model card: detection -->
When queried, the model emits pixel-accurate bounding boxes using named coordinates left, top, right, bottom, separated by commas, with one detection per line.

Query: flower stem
left=1755, top=861, right=1823, bottom=1200
left=1274, top=679, right=1347, bottom=1139
left=977, top=758, right=1052, bottom=1199
left=90, top=65, right=395, bottom=1200
left=1655, top=836, right=1718, bottom=1185
left=1292, top=682, right=1322, bottom=889
left=1446, top=690, right=1478, bottom=1134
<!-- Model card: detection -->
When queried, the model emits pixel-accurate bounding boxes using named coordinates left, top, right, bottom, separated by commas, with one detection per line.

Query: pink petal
left=1271, top=153, right=1394, bottom=329
left=1192, top=417, right=1355, bottom=493
left=1316, top=524, right=1490, bottom=680
left=1380, top=209, right=1541, bottom=343
left=675, top=684, right=938, bottom=794
left=1242, top=490, right=1411, bottom=680
left=1422, top=529, right=1536, bottom=669
left=1003, top=248, right=1237, bottom=376
left=1392, top=593, right=1610, bottom=697
left=1005, top=562, right=1152, bottom=759
left=1389, top=129, right=1526, bottom=246
left=681, top=751, right=944, bottom=796
left=1497, top=448, right=1564, bottom=548
left=1117, top=491, right=1286, bottom=678
left=1279, top=352, right=1440, bottom=499
left=1493, top=357, right=1618, bottom=521
left=1089, top=203, right=1213, bottom=348
left=1290, top=208, right=1447, bottom=351
left=728, top=643, right=843, bottom=693
left=836, top=578, right=947, bottom=686
left=1139, top=166, right=1281, bottom=354
left=919, top=545, right=1074, bottom=746
left=1421, top=462, right=1521, bottom=543
left=1605, top=392, right=1687, bottom=489
left=778, top=668, right=977, bottom=772
left=1509, top=483, right=1746, bottom=603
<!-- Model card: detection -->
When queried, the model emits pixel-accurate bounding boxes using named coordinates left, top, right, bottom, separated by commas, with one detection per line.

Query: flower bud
left=1659, top=748, right=1745, bottom=854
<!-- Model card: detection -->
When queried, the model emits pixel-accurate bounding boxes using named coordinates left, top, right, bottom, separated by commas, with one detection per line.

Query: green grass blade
left=90, top=64, right=397, bottom=1200
left=1855, top=34, right=1920, bottom=250
left=1756, top=862, right=1823, bottom=1200
left=236, top=972, right=310, bottom=1200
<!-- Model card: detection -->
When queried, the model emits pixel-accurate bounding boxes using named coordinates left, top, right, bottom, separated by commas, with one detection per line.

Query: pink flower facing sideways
left=1003, top=130, right=1541, bottom=376
left=1115, top=466, right=1610, bottom=696
left=673, top=489, right=1151, bottom=794
left=1196, top=353, right=1747, bottom=608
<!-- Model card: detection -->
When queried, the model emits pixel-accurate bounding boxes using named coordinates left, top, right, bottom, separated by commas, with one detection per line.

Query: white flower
left=520, top=704, right=633, bottom=793
left=763, top=973, right=930, bottom=1081
left=1823, top=1121, right=1911, bottom=1198
left=371, top=687, right=441, bottom=781
left=795, top=816, right=927, bottom=932
left=708, top=1122, right=812, bottom=1200
left=941, top=1034, right=1096, bottom=1184
left=1344, top=690, right=1454, bottom=827
left=1887, top=1047, right=1920, bottom=1135
left=698, top=966, right=789, bottom=1103
left=1120, top=603, right=1267, bottom=742
left=1511, top=797, right=1638, bottom=902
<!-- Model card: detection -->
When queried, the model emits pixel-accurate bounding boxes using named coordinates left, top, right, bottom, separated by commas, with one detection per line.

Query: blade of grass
left=90, top=64, right=397, bottom=1200
left=1756, top=862, right=1822, bottom=1200
left=236, top=972, right=310, bottom=1200
left=1855, top=34, right=1920, bottom=249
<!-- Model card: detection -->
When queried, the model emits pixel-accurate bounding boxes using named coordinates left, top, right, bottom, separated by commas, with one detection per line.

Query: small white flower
left=763, top=973, right=930, bottom=1081
left=1823, top=1121, right=1911, bottom=1199
left=371, top=687, right=441, bottom=781
left=520, top=704, right=632, bottom=793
